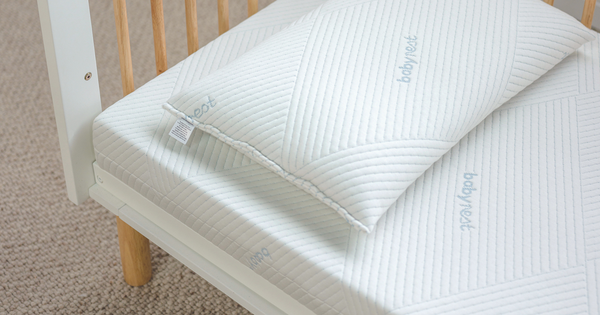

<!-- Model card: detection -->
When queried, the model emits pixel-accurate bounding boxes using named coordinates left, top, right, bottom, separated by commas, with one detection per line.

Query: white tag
left=169, top=118, right=194, bottom=145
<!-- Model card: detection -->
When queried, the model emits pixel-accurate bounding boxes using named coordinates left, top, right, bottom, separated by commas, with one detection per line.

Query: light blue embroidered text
left=457, top=173, right=478, bottom=231
left=245, top=248, right=272, bottom=271
left=190, top=96, right=217, bottom=120
left=397, top=35, right=418, bottom=83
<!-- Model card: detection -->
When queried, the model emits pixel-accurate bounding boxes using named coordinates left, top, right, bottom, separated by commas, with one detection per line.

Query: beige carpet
left=0, top=1, right=274, bottom=314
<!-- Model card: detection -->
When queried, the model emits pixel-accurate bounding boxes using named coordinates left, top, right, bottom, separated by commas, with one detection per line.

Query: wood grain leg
left=116, top=217, right=152, bottom=286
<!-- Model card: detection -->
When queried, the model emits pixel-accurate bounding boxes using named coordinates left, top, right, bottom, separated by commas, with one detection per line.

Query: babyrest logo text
left=397, top=35, right=418, bottom=84
left=457, top=173, right=478, bottom=231
left=190, top=96, right=217, bottom=120
left=245, top=248, right=272, bottom=271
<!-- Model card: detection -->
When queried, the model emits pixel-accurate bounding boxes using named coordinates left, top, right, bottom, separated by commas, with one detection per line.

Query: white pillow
left=163, top=0, right=595, bottom=232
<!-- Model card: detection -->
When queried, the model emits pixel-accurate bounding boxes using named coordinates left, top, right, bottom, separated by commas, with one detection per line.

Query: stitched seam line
left=163, top=103, right=370, bottom=233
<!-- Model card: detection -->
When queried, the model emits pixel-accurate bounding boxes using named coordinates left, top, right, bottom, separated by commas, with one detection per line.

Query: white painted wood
left=38, top=0, right=102, bottom=205
left=119, top=206, right=286, bottom=315
left=554, top=0, right=600, bottom=29
left=91, top=163, right=315, bottom=315
left=89, top=184, right=124, bottom=216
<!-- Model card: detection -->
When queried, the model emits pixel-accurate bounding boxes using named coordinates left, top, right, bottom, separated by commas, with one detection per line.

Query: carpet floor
left=1, top=1, right=274, bottom=314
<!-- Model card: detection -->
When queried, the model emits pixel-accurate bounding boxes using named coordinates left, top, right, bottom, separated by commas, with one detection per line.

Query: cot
left=38, top=0, right=600, bottom=314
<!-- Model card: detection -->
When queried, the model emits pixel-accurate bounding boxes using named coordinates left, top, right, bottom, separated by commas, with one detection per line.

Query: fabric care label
left=169, top=118, right=194, bottom=145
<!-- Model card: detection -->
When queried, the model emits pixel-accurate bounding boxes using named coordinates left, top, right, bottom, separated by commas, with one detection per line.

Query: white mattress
left=93, top=0, right=600, bottom=313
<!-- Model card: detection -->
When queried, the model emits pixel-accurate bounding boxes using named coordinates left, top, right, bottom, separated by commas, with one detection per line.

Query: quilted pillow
left=163, top=0, right=595, bottom=232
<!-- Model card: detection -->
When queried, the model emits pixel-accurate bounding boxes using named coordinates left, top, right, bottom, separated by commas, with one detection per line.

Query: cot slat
left=582, top=0, right=596, bottom=29
left=248, top=0, right=258, bottom=17
left=544, top=0, right=554, bottom=6
left=186, top=0, right=200, bottom=55
left=218, top=0, right=229, bottom=35
left=151, top=0, right=168, bottom=75
left=112, top=0, right=134, bottom=96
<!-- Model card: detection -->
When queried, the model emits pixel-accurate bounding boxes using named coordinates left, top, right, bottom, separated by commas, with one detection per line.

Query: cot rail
left=185, top=0, right=200, bottom=55
left=112, top=0, right=134, bottom=96
left=151, top=0, right=168, bottom=75
left=113, top=0, right=259, bottom=93
left=582, top=0, right=596, bottom=29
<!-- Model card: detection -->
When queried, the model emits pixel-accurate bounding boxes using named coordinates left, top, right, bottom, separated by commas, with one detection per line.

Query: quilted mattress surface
left=93, top=0, right=600, bottom=313
left=162, top=0, right=594, bottom=233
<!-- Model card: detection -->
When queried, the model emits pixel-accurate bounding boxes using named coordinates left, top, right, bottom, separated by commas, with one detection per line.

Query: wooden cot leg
left=116, top=217, right=152, bottom=286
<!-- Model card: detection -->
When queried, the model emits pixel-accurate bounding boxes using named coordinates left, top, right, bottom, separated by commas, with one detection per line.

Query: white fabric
left=163, top=0, right=595, bottom=232
left=93, top=0, right=600, bottom=313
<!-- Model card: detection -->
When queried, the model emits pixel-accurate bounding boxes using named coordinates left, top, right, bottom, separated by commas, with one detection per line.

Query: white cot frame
left=37, top=0, right=596, bottom=314
left=37, top=0, right=312, bottom=314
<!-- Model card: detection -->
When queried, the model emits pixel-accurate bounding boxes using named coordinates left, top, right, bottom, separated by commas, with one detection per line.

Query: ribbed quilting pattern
left=93, top=1, right=351, bottom=314
left=92, top=4, right=600, bottom=315
left=166, top=0, right=596, bottom=232
left=587, top=259, right=600, bottom=314
left=94, top=63, right=183, bottom=190
left=577, top=92, right=600, bottom=260
left=340, top=95, right=588, bottom=314
left=397, top=267, right=588, bottom=314
left=158, top=163, right=351, bottom=314
left=578, top=37, right=600, bottom=94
